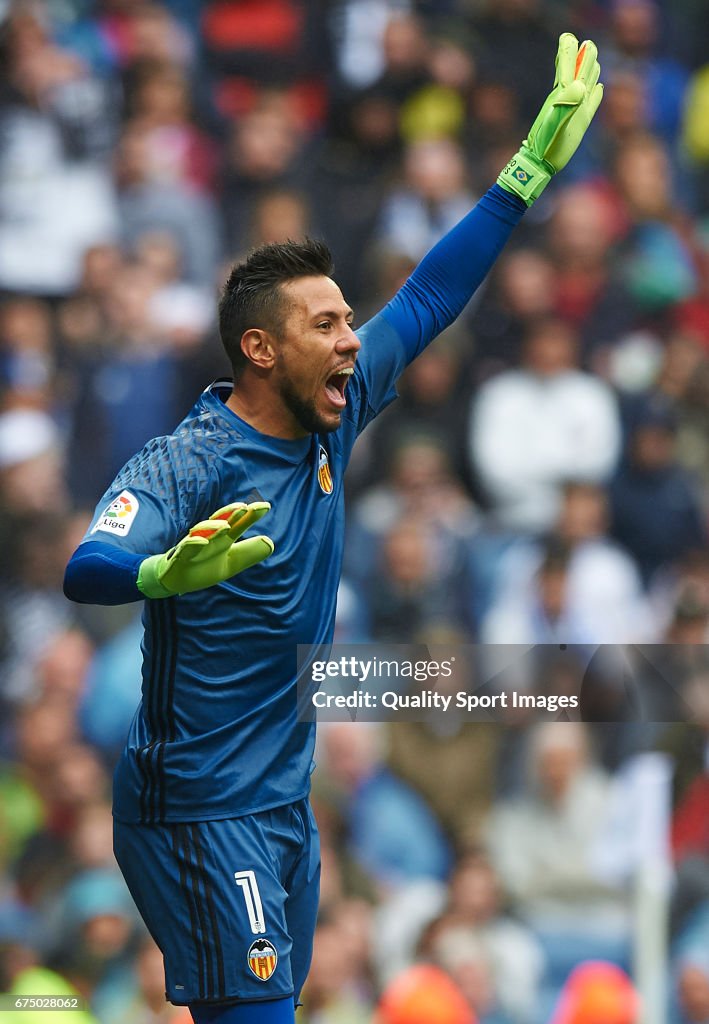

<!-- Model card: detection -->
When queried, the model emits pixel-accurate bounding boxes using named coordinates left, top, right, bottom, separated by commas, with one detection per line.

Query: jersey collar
left=204, top=379, right=313, bottom=464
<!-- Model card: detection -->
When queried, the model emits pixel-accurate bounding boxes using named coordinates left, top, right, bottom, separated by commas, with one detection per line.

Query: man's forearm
left=379, top=184, right=526, bottom=363
left=64, top=540, right=146, bottom=605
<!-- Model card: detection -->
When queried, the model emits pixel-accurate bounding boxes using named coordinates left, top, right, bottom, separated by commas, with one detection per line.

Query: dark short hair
left=218, top=238, right=334, bottom=379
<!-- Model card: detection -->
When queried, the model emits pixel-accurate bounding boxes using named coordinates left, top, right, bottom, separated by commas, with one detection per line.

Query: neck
left=226, top=379, right=308, bottom=440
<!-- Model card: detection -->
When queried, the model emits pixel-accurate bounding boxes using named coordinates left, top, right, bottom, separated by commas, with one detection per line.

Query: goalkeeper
left=64, top=35, right=602, bottom=1024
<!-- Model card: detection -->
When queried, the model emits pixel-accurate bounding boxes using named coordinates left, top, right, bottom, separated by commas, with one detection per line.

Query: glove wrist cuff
left=137, top=554, right=175, bottom=600
left=497, top=147, right=553, bottom=206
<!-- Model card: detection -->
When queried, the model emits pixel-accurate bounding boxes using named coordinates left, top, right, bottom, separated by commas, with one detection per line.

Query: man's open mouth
left=324, top=367, right=354, bottom=409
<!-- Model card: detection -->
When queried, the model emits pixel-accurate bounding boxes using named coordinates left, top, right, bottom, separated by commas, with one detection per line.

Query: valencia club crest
left=247, top=939, right=278, bottom=981
left=317, top=444, right=333, bottom=495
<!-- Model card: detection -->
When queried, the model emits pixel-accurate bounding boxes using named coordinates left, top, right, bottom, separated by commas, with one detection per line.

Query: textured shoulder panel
left=112, top=414, right=232, bottom=532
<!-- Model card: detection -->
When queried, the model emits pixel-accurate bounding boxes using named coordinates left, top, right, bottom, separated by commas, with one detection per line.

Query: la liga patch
left=247, top=939, right=278, bottom=981
left=91, top=490, right=139, bottom=537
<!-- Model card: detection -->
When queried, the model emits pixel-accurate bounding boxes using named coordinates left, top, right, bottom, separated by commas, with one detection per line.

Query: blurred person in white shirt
left=481, top=481, right=653, bottom=643
left=470, top=316, right=621, bottom=534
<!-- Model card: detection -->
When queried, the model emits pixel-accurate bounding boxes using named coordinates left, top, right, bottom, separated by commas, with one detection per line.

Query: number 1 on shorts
left=234, top=870, right=266, bottom=934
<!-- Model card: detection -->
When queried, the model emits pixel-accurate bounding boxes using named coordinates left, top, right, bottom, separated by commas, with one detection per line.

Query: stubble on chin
left=279, top=375, right=339, bottom=435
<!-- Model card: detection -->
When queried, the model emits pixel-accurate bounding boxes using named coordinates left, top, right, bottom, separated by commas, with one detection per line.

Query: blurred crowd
left=0, top=0, right=708, bottom=1022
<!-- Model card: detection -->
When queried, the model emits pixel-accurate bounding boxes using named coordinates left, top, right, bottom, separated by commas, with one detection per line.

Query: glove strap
left=137, top=554, right=176, bottom=600
left=497, top=146, right=554, bottom=206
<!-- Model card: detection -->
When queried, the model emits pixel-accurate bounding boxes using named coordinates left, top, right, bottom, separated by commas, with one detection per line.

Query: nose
left=336, top=326, right=361, bottom=356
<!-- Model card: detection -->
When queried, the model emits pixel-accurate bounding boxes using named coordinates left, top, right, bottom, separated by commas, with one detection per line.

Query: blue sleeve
left=338, top=184, right=525, bottom=449
left=64, top=482, right=176, bottom=605
left=380, top=184, right=525, bottom=362
left=64, top=429, right=219, bottom=606
left=64, top=540, right=146, bottom=605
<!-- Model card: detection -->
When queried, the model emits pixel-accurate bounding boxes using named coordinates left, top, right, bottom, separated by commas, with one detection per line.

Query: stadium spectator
left=609, top=395, right=707, bottom=585
left=0, top=897, right=99, bottom=1024
left=0, top=298, right=56, bottom=412
left=248, top=189, right=310, bottom=250
left=397, top=24, right=473, bottom=145
left=95, top=934, right=193, bottom=1024
left=315, top=722, right=452, bottom=889
left=612, top=133, right=698, bottom=314
left=45, top=868, right=139, bottom=1018
left=366, top=12, right=430, bottom=110
left=473, top=0, right=559, bottom=124
left=131, top=229, right=214, bottom=350
left=481, top=482, right=652, bottom=643
left=67, top=802, right=116, bottom=874
left=200, top=0, right=330, bottom=124
left=330, top=2, right=411, bottom=91
left=347, top=433, right=478, bottom=576
left=299, top=909, right=373, bottom=1023
left=366, top=515, right=473, bottom=640
left=592, top=68, right=649, bottom=172
left=672, top=223, right=709, bottom=353
left=64, top=260, right=191, bottom=503
left=545, top=185, right=636, bottom=362
left=220, top=92, right=309, bottom=256
left=123, top=58, right=217, bottom=195
left=346, top=434, right=478, bottom=638
left=115, top=121, right=219, bottom=287
left=386, top=701, right=500, bottom=845
left=470, top=318, right=621, bottom=534
left=604, top=0, right=689, bottom=145
left=427, top=926, right=514, bottom=1024
left=424, top=853, right=545, bottom=1024
left=469, top=247, right=557, bottom=382
left=93, top=1, right=194, bottom=73
left=0, top=516, right=78, bottom=705
left=466, top=77, right=521, bottom=194
left=485, top=723, right=631, bottom=984
left=377, top=137, right=476, bottom=263
left=682, top=61, right=709, bottom=214
left=676, top=956, right=709, bottom=1024
left=0, top=410, right=65, bottom=517
left=360, top=323, right=473, bottom=491
left=481, top=539, right=581, bottom=645
left=0, top=4, right=118, bottom=296
left=76, top=615, right=145, bottom=757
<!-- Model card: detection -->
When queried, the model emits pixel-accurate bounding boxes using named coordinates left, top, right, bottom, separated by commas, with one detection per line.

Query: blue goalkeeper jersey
left=91, top=315, right=402, bottom=823
left=68, top=185, right=525, bottom=824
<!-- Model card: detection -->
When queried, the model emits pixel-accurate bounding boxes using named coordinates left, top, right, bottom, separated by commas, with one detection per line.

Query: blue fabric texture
left=189, top=996, right=295, bottom=1024
left=63, top=539, right=145, bottom=605
left=114, top=800, right=318, bottom=1006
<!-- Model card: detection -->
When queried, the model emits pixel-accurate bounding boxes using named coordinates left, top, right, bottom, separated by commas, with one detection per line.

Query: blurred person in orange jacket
left=374, top=963, right=476, bottom=1024
left=550, top=961, right=639, bottom=1024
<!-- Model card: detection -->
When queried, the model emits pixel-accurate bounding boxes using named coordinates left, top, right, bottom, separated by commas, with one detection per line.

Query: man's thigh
left=113, top=800, right=320, bottom=1009
left=283, top=800, right=320, bottom=1003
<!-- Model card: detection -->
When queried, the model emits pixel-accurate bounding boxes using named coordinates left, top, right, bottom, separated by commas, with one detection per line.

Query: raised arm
left=377, top=33, right=603, bottom=362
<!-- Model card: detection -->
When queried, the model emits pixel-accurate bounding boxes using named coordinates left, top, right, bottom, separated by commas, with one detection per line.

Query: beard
left=278, top=372, right=338, bottom=435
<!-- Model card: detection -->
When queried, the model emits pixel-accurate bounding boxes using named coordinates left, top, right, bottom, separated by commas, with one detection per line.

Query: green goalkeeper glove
left=497, top=33, right=603, bottom=206
left=137, top=501, right=274, bottom=599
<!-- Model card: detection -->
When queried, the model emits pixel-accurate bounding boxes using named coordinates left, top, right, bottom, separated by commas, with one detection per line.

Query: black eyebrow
left=313, top=308, right=355, bottom=322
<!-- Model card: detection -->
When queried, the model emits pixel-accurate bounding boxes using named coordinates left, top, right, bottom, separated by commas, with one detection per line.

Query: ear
left=240, top=329, right=276, bottom=372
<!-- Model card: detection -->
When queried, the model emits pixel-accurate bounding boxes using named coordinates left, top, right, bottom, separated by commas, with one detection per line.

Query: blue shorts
left=113, top=799, right=320, bottom=1008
